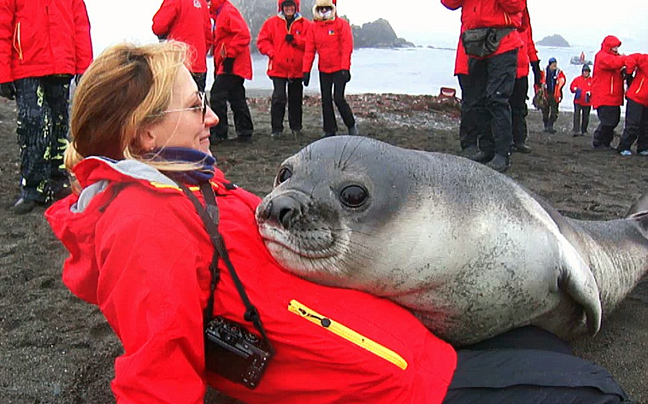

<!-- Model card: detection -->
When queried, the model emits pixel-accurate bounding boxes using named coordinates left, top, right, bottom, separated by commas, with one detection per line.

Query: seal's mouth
left=257, top=222, right=340, bottom=260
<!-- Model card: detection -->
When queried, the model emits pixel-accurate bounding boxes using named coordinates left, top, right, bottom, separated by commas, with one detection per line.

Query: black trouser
left=510, top=76, right=529, bottom=146
left=209, top=74, right=254, bottom=139
left=443, top=326, right=632, bottom=404
left=14, top=76, right=71, bottom=203
left=573, top=103, right=591, bottom=134
left=617, top=98, right=648, bottom=153
left=192, top=72, right=207, bottom=92
left=466, top=49, right=517, bottom=157
left=541, top=91, right=559, bottom=125
left=593, top=105, right=621, bottom=147
left=319, top=70, right=355, bottom=135
left=458, top=74, right=491, bottom=152
left=270, top=76, right=303, bottom=133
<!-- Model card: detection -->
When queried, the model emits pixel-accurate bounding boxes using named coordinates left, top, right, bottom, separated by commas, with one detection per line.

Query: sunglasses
left=152, top=91, right=209, bottom=122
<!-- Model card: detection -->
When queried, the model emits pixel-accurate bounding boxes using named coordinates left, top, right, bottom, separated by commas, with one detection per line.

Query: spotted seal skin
left=255, top=136, right=648, bottom=346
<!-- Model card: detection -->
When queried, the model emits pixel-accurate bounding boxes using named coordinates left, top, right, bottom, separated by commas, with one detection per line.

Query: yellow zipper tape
left=288, top=299, right=408, bottom=370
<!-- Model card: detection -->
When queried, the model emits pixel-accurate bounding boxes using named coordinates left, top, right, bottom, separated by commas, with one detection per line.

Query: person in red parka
left=0, top=0, right=93, bottom=214
left=570, top=64, right=593, bottom=136
left=209, top=0, right=254, bottom=142
left=45, top=41, right=633, bottom=404
left=591, top=35, right=626, bottom=150
left=152, top=0, right=212, bottom=91
left=616, top=53, right=648, bottom=156
left=257, top=0, right=311, bottom=138
left=303, top=0, right=358, bottom=137
left=442, top=0, right=525, bottom=173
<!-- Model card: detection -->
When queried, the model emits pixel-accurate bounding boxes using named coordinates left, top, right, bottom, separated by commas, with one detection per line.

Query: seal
left=256, top=136, right=648, bottom=346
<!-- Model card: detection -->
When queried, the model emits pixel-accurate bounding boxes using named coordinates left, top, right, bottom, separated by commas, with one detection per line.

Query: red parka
left=570, top=75, right=593, bottom=106
left=152, top=0, right=212, bottom=74
left=591, top=35, right=626, bottom=109
left=257, top=0, right=311, bottom=79
left=0, top=0, right=93, bottom=83
left=625, top=53, right=648, bottom=107
left=210, top=0, right=253, bottom=79
left=516, top=6, right=538, bottom=79
left=303, top=2, right=353, bottom=74
left=45, top=157, right=457, bottom=404
left=442, top=0, right=525, bottom=76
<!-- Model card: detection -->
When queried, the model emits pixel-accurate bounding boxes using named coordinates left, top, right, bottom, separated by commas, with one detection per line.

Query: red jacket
left=303, top=6, right=353, bottom=74
left=516, top=6, right=538, bottom=79
left=0, top=0, right=93, bottom=83
left=45, top=157, right=457, bottom=404
left=570, top=75, right=593, bottom=106
left=210, top=0, right=253, bottom=79
left=442, top=0, right=525, bottom=76
left=625, top=53, right=648, bottom=107
left=257, top=0, right=311, bottom=79
left=152, top=0, right=212, bottom=73
left=591, top=35, right=626, bottom=108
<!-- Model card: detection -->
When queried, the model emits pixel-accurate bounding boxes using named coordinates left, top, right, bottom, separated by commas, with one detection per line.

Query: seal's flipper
left=627, top=211, right=648, bottom=239
left=559, top=244, right=602, bottom=335
left=625, top=190, right=648, bottom=217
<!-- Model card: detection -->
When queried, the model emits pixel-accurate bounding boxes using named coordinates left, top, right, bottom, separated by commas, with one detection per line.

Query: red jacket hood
left=601, top=35, right=622, bottom=53
left=277, top=0, right=300, bottom=12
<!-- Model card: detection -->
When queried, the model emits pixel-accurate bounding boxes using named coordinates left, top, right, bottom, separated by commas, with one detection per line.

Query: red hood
left=277, top=0, right=300, bottom=12
left=601, top=35, right=622, bottom=53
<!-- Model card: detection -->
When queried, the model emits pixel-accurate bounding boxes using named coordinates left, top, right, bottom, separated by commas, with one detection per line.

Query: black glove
left=0, top=82, right=16, bottom=100
left=303, top=72, right=310, bottom=87
left=285, top=34, right=294, bottom=43
left=530, top=60, right=542, bottom=87
left=340, top=69, right=351, bottom=83
left=625, top=72, right=634, bottom=87
left=222, top=57, right=235, bottom=74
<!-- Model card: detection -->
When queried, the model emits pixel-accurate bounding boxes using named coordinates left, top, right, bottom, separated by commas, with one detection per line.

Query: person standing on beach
left=570, top=64, right=593, bottom=136
left=442, top=0, right=525, bottom=173
left=303, top=0, right=358, bottom=138
left=208, top=0, right=254, bottom=143
left=616, top=53, right=648, bottom=156
left=0, top=0, right=93, bottom=214
left=257, top=0, right=311, bottom=138
left=539, top=57, right=566, bottom=134
left=591, top=35, right=626, bottom=150
left=152, top=0, right=212, bottom=92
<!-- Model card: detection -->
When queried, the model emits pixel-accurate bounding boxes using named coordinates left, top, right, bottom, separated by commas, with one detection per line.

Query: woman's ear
left=136, top=126, right=157, bottom=152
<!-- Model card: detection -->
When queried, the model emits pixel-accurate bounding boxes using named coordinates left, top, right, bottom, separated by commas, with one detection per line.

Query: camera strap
left=176, top=181, right=274, bottom=351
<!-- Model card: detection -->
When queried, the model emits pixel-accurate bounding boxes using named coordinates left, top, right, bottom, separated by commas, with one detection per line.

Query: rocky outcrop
left=536, top=34, right=571, bottom=47
left=352, top=19, right=414, bottom=49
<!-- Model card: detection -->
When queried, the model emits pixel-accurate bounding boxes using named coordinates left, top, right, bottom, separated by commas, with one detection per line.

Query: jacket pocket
left=287, top=299, right=408, bottom=370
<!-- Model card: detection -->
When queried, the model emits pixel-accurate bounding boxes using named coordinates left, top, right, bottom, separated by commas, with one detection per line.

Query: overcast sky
left=86, top=1, right=648, bottom=54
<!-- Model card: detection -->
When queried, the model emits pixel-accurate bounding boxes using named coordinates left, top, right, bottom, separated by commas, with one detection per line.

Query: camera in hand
left=204, top=315, right=273, bottom=389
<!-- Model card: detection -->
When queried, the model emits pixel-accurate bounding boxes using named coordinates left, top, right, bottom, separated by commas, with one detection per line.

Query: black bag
left=461, top=28, right=514, bottom=58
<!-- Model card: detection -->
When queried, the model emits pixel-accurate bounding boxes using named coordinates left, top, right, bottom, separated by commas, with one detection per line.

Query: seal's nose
left=260, top=195, right=301, bottom=229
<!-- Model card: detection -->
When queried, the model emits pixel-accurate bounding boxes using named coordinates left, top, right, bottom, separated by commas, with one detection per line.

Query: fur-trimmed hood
left=313, top=0, right=337, bottom=21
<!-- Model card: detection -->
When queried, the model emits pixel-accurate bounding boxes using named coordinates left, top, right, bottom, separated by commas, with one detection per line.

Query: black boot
left=486, top=154, right=510, bottom=173
left=469, top=150, right=495, bottom=164
left=543, top=122, right=550, bottom=132
left=548, top=122, right=556, bottom=134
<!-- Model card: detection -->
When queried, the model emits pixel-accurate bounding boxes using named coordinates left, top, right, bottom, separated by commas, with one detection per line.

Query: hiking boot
left=11, top=198, right=37, bottom=214
left=348, top=124, right=359, bottom=136
left=469, top=150, right=495, bottom=164
left=512, top=144, right=531, bottom=154
left=485, top=154, right=510, bottom=173
left=271, top=130, right=283, bottom=138
left=547, top=123, right=557, bottom=134
left=291, top=129, right=303, bottom=137
left=619, top=150, right=632, bottom=156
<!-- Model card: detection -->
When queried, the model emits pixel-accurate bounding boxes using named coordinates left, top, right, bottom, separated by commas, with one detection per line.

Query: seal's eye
left=340, top=185, right=368, bottom=208
left=275, top=167, right=292, bottom=186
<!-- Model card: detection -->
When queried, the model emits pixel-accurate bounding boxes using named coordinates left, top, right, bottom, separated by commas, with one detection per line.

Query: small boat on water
left=570, top=51, right=592, bottom=65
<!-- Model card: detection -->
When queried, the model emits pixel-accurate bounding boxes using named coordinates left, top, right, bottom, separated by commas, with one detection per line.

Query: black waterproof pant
left=510, top=76, right=529, bottom=146
left=209, top=74, right=254, bottom=140
left=319, top=70, right=355, bottom=135
left=617, top=98, right=648, bottom=153
left=443, top=326, right=633, bottom=404
left=593, top=105, right=621, bottom=148
left=192, top=72, right=207, bottom=93
left=573, top=103, right=592, bottom=134
left=465, top=49, right=517, bottom=157
left=458, top=74, right=491, bottom=152
left=14, top=76, right=71, bottom=203
left=270, top=77, right=303, bottom=133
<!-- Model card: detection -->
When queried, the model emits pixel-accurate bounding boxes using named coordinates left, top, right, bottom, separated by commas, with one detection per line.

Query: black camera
left=204, top=315, right=274, bottom=389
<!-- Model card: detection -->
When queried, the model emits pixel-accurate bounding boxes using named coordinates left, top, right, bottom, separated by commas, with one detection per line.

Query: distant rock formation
left=536, top=34, right=571, bottom=47
left=352, top=18, right=414, bottom=49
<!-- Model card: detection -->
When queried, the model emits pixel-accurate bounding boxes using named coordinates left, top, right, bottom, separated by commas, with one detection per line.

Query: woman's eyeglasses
left=151, top=91, right=209, bottom=122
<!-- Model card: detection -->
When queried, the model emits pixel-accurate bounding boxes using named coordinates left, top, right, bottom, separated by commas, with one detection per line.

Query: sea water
left=206, top=45, right=631, bottom=113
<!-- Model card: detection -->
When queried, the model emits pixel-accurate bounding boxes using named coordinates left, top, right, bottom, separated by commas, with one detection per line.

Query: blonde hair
left=65, top=41, right=201, bottom=174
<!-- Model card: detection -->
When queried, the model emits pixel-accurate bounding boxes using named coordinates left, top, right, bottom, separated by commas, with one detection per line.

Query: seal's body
left=256, top=136, right=648, bottom=346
